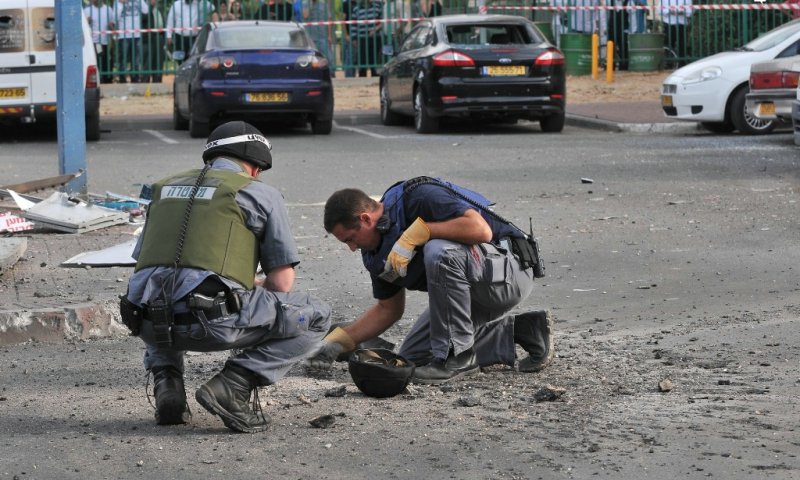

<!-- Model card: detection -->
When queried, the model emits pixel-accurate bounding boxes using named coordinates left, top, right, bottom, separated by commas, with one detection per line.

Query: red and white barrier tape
left=97, top=4, right=800, bottom=35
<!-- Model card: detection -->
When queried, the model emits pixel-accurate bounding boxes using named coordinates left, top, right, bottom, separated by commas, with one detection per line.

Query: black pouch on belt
left=118, top=295, right=142, bottom=336
left=148, top=298, right=174, bottom=346
left=510, top=235, right=546, bottom=279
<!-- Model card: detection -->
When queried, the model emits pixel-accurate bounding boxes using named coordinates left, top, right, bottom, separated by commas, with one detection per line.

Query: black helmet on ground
left=202, top=121, right=272, bottom=170
left=348, top=349, right=415, bottom=399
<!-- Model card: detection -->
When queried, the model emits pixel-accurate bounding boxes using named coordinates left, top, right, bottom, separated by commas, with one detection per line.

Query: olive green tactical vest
left=135, top=168, right=258, bottom=289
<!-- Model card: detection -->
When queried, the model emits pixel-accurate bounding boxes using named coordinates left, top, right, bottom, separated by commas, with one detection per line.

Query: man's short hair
left=324, top=188, right=379, bottom=232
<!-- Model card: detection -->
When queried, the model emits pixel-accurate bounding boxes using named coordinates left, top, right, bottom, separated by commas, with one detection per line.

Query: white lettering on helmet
left=204, top=134, right=272, bottom=152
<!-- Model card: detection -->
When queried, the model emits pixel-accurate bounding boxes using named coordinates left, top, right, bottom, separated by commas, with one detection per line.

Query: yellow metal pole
left=606, top=40, right=614, bottom=83
left=591, top=33, right=599, bottom=79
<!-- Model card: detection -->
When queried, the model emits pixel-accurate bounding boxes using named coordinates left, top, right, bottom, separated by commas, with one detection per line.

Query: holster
left=119, top=295, right=142, bottom=336
left=510, top=235, right=546, bottom=279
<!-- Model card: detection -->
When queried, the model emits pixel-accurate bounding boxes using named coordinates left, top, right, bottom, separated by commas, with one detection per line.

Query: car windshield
left=215, top=26, right=309, bottom=49
left=742, top=19, right=800, bottom=52
left=444, top=24, right=535, bottom=48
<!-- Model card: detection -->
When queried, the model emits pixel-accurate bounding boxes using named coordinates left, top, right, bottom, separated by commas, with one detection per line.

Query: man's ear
left=359, top=212, right=373, bottom=227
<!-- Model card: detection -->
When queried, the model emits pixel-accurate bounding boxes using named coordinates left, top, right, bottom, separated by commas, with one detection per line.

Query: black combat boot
left=412, top=347, right=479, bottom=385
left=514, top=310, right=555, bottom=372
left=152, top=366, right=190, bottom=425
left=195, top=364, right=270, bottom=433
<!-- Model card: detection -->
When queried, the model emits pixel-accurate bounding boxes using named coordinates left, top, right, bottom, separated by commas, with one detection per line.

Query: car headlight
left=681, top=66, right=723, bottom=85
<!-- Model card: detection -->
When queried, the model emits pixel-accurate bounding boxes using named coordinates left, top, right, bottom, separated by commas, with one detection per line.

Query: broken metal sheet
left=61, top=238, right=138, bottom=267
left=12, top=191, right=128, bottom=234
left=0, top=171, right=82, bottom=196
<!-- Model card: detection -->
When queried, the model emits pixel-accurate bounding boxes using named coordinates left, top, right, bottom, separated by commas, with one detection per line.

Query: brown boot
left=152, top=366, right=190, bottom=425
left=514, top=310, right=555, bottom=372
left=195, top=364, right=270, bottom=433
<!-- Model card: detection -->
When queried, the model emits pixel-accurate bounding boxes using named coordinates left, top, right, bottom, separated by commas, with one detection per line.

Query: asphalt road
left=1, top=117, right=799, bottom=479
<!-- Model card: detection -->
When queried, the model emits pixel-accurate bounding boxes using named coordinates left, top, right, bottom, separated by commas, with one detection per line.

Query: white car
left=661, top=18, right=800, bottom=135
left=0, top=0, right=101, bottom=140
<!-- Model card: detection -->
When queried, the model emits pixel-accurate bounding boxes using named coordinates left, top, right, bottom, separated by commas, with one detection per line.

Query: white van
left=0, top=0, right=100, bottom=140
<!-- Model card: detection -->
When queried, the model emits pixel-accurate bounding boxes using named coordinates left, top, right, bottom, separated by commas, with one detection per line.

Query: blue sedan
left=173, top=21, right=334, bottom=137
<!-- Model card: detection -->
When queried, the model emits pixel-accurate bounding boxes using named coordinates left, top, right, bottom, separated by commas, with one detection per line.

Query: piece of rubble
left=658, top=378, right=674, bottom=392
left=309, top=414, right=336, bottom=429
left=533, top=385, right=567, bottom=402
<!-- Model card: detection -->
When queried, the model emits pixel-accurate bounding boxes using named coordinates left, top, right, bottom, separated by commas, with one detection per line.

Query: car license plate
left=246, top=92, right=289, bottom=103
left=484, top=65, right=526, bottom=76
left=757, top=102, right=776, bottom=116
left=0, top=87, right=26, bottom=98
left=661, top=95, right=673, bottom=107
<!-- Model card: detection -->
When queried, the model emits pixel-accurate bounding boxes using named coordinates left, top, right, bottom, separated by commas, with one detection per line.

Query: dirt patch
left=99, top=71, right=669, bottom=117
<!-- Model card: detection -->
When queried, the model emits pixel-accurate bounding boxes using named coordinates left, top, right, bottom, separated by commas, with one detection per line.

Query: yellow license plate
left=246, top=92, right=289, bottom=103
left=757, top=102, right=776, bottom=116
left=661, top=95, right=673, bottom=107
left=486, top=65, right=525, bottom=76
left=0, top=87, right=26, bottom=98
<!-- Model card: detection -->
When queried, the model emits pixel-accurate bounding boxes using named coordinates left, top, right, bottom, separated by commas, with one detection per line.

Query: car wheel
left=311, top=117, right=332, bottom=135
left=189, top=113, right=209, bottom=138
left=414, top=87, right=438, bottom=134
left=173, top=94, right=188, bottom=131
left=700, top=121, right=735, bottom=134
left=730, top=87, right=775, bottom=135
left=85, top=112, right=100, bottom=141
left=380, top=82, right=402, bottom=126
left=540, top=110, right=565, bottom=133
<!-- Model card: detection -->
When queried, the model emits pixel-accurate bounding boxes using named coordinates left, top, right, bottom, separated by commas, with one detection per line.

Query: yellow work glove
left=306, top=327, right=356, bottom=369
left=384, top=217, right=431, bottom=278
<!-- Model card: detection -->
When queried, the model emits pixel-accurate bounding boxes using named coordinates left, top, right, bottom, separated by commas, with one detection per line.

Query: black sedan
left=380, top=15, right=566, bottom=134
left=173, top=21, right=334, bottom=137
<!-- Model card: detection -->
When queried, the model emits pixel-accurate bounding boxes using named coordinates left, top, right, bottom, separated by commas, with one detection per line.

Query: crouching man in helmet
left=121, top=121, right=331, bottom=433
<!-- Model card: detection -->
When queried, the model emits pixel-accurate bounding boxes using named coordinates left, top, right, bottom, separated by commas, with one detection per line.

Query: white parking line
left=333, top=121, right=399, bottom=139
left=144, top=129, right=179, bottom=144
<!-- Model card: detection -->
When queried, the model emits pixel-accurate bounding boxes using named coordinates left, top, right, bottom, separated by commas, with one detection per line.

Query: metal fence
left=83, top=0, right=800, bottom=82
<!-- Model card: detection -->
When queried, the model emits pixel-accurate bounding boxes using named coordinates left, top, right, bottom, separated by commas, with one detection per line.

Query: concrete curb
left=565, top=113, right=702, bottom=134
left=0, top=238, right=27, bottom=274
left=0, top=300, right=127, bottom=345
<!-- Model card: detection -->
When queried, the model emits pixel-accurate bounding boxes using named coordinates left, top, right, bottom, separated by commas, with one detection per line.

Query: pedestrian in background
left=113, top=0, right=150, bottom=83
left=121, top=121, right=331, bottom=433
left=142, top=0, right=165, bottom=83
left=351, top=0, right=383, bottom=77
left=257, top=0, right=295, bottom=20
left=303, top=0, right=334, bottom=61
left=228, top=0, right=244, bottom=19
left=166, top=0, right=215, bottom=63
left=340, top=0, right=356, bottom=77
left=630, top=0, right=647, bottom=33
left=660, top=0, right=692, bottom=65
left=84, top=0, right=116, bottom=84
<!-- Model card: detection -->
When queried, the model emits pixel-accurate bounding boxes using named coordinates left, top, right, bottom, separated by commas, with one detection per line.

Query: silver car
left=745, top=55, right=800, bottom=123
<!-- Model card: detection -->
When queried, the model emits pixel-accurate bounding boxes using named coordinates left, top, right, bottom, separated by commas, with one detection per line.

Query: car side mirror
left=172, top=50, right=186, bottom=62
left=382, top=44, right=394, bottom=57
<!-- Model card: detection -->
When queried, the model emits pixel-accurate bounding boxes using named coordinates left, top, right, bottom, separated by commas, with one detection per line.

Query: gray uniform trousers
left=398, top=239, right=535, bottom=367
left=139, top=289, right=330, bottom=385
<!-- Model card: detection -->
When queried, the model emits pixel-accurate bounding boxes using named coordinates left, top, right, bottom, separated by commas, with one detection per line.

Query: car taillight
left=433, top=50, right=474, bottom=67
left=534, top=50, right=564, bottom=66
left=296, top=54, right=329, bottom=69
left=750, top=71, right=800, bottom=90
left=200, top=55, right=236, bottom=70
left=85, top=65, right=98, bottom=89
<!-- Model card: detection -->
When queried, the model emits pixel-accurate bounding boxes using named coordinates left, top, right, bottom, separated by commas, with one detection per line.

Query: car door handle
left=29, top=54, right=35, bottom=64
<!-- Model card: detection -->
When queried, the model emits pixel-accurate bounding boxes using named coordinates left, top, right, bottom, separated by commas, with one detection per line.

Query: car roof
left=429, top=14, right=531, bottom=26
left=209, top=20, right=304, bottom=30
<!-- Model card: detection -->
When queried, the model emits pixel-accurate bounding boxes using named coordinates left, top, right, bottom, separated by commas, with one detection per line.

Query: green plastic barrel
left=533, top=21, right=554, bottom=44
left=628, top=33, right=665, bottom=72
left=560, top=33, right=592, bottom=76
